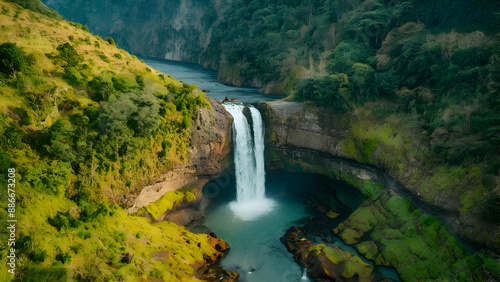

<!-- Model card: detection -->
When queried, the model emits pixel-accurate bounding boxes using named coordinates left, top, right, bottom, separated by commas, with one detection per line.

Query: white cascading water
left=224, top=104, right=275, bottom=220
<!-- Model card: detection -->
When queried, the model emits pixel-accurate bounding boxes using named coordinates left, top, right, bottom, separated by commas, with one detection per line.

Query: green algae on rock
left=334, top=194, right=498, bottom=281
left=303, top=244, right=374, bottom=281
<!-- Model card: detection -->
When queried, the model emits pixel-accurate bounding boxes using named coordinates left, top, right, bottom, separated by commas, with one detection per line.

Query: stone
left=317, top=205, right=326, bottom=213
left=339, top=228, right=362, bottom=245
left=284, top=226, right=301, bottom=241
left=355, top=241, right=379, bottom=261
left=302, top=244, right=374, bottom=281
left=326, top=210, right=340, bottom=219
left=223, top=270, right=239, bottom=279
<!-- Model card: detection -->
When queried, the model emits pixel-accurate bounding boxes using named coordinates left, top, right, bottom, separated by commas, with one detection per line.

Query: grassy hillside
left=0, top=0, right=221, bottom=280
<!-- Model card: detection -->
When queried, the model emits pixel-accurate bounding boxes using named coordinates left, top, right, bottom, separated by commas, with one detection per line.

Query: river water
left=203, top=173, right=369, bottom=282
left=144, top=58, right=400, bottom=282
left=143, top=58, right=283, bottom=103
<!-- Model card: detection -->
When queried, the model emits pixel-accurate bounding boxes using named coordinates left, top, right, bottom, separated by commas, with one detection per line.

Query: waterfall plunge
left=224, top=104, right=275, bottom=221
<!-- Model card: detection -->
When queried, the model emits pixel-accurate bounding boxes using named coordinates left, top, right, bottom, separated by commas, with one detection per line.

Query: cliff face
left=42, top=0, right=217, bottom=64
left=126, top=97, right=232, bottom=220
left=258, top=100, right=500, bottom=254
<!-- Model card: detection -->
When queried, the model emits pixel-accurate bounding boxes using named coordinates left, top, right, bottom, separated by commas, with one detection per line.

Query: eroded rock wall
left=42, top=0, right=218, bottom=64
left=258, top=100, right=500, bottom=254
left=126, top=97, right=232, bottom=215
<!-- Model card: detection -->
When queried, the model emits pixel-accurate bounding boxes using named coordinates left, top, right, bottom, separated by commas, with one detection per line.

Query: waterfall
left=224, top=104, right=275, bottom=220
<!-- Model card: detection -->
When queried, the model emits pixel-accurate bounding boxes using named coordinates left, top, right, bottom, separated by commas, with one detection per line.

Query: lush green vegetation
left=206, top=0, right=498, bottom=91
left=333, top=194, right=499, bottom=281
left=0, top=1, right=216, bottom=280
left=208, top=0, right=499, bottom=170
left=139, top=189, right=196, bottom=220
left=231, top=0, right=499, bottom=229
left=267, top=147, right=500, bottom=280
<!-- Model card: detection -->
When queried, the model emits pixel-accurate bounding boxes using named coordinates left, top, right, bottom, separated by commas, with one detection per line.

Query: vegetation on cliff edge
left=0, top=0, right=215, bottom=280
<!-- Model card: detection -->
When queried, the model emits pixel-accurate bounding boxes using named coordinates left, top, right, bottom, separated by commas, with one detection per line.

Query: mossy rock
left=141, top=190, right=196, bottom=220
left=307, top=244, right=374, bottom=281
left=333, top=223, right=347, bottom=235
left=356, top=241, right=379, bottom=261
left=339, top=228, right=362, bottom=245
left=326, top=210, right=340, bottom=219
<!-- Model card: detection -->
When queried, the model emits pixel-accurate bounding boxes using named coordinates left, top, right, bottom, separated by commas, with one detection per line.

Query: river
left=143, top=58, right=284, bottom=103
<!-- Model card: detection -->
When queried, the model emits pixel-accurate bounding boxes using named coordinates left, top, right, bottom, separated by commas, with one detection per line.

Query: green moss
left=355, top=241, right=378, bottom=260
left=339, top=228, right=362, bottom=244
left=333, top=194, right=489, bottom=281
left=142, top=189, right=196, bottom=220
left=326, top=210, right=340, bottom=219
left=308, top=245, right=374, bottom=279
left=361, top=179, right=384, bottom=200
left=483, top=256, right=500, bottom=279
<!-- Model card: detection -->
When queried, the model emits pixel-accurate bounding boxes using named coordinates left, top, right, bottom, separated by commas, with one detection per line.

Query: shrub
left=20, top=266, right=68, bottom=282
left=55, top=43, right=83, bottom=67
left=0, top=42, right=27, bottom=76
left=98, top=54, right=110, bottom=63
left=100, top=91, right=160, bottom=137
left=135, top=74, right=145, bottom=89
left=29, top=249, right=48, bottom=262
left=88, top=74, right=114, bottom=101
left=294, top=74, right=351, bottom=111
left=55, top=252, right=72, bottom=264
left=106, top=37, right=115, bottom=45
left=48, top=212, right=70, bottom=231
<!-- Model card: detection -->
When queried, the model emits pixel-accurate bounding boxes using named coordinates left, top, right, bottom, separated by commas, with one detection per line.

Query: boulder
left=302, top=245, right=374, bottom=281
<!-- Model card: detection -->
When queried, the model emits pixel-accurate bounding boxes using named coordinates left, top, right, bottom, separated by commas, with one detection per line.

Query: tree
left=88, top=75, right=114, bottom=101
left=100, top=91, right=160, bottom=137
left=46, top=119, right=76, bottom=162
left=106, top=37, right=115, bottom=45
left=374, top=70, right=400, bottom=97
left=0, top=42, right=27, bottom=77
left=295, top=74, right=351, bottom=111
left=55, top=43, right=83, bottom=67
left=350, top=63, right=374, bottom=102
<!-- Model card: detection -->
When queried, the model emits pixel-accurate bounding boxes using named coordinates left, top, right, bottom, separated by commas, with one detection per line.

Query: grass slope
left=0, top=0, right=219, bottom=281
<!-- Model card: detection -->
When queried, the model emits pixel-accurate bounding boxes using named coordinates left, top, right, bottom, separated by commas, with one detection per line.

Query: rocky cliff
left=126, top=97, right=232, bottom=223
left=42, top=0, right=218, bottom=64
left=258, top=100, right=500, bottom=254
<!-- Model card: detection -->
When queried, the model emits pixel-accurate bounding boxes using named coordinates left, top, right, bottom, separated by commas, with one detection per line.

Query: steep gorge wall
left=257, top=100, right=500, bottom=254
left=42, top=0, right=219, bottom=64
left=126, top=97, right=233, bottom=221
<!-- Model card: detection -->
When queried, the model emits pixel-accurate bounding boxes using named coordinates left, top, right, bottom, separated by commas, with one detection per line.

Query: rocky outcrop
left=42, top=0, right=218, bottom=64
left=281, top=226, right=374, bottom=281
left=257, top=100, right=500, bottom=254
left=126, top=97, right=232, bottom=216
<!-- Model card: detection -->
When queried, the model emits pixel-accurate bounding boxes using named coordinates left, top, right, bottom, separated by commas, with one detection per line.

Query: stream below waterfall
left=202, top=172, right=401, bottom=282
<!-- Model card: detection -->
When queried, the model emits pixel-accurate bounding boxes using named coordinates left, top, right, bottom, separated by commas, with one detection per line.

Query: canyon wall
left=257, top=100, right=500, bottom=254
left=42, top=0, right=219, bottom=64
left=126, top=97, right=232, bottom=222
